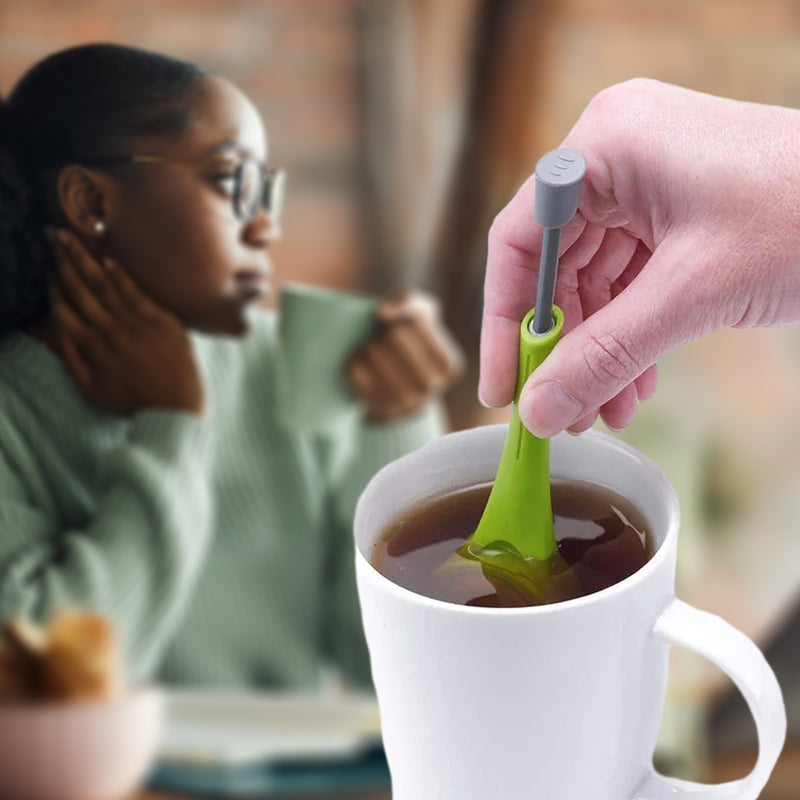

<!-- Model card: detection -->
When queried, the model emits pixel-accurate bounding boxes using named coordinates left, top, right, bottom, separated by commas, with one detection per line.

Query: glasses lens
left=234, top=161, right=286, bottom=223
left=236, top=159, right=263, bottom=221
left=264, top=169, right=287, bottom=224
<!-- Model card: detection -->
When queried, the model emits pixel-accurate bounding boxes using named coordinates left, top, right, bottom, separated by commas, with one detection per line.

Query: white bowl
left=0, top=686, right=163, bottom=800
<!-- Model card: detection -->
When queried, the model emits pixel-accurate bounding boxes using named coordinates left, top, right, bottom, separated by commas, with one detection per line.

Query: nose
left=243, top=208, right=281, bottom=248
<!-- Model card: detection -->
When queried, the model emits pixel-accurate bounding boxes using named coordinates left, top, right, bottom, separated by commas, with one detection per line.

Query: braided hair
left=0, top=43, right=209, bottom=338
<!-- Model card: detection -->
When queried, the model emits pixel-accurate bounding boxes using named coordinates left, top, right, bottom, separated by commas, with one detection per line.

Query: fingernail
left=478, top=396, right=505, bottom=409
left=379, top=307, right=410, bottom=324
left=103, top=258, right=116, bottom=270
left=478, top=387, right=507, bottom=409
left=520, top=380, right=583, bottom=438
left=56, top=229, right=70, bottom=245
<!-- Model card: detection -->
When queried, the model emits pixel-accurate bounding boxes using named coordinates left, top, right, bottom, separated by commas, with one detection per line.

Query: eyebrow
left=205, top=139, right=248, bottom=157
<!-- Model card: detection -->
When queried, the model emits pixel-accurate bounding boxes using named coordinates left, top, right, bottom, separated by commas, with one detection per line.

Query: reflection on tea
left=370, top=480, right=653, bottom=607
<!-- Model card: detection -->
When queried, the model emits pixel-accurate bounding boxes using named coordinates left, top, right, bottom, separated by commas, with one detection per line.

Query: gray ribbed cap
left=534, top=148, right=587, bottom=229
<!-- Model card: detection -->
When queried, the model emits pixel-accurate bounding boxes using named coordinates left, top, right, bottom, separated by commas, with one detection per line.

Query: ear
left=55, top=165, right=117, bottom=238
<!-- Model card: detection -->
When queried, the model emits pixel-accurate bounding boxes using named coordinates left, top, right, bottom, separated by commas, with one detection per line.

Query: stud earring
left=92, top=220, right=106, bottom=235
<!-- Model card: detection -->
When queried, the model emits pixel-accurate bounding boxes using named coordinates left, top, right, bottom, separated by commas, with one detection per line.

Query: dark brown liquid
left=370, top=480, right=654, bottom=607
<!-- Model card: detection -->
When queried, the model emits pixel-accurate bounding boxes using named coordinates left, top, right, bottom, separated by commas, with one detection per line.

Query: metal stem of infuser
left=532, top=227, right=561, bottom=335
left=531, top=148, right=587, bottom=334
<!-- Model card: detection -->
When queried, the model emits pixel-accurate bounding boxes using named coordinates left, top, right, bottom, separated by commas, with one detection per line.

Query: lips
left=234, top=268, right=270, bottom=300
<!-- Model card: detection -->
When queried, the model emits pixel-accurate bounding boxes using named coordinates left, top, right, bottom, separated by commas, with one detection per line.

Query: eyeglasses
left=81, top=154, right=287, bottom=225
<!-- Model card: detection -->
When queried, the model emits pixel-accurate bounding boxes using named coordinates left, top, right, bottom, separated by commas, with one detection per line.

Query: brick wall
left=538, top=0, right=800, bottom=148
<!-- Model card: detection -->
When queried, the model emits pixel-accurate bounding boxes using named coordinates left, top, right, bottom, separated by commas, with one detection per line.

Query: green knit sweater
left=0, top=310, right=443, bottom=688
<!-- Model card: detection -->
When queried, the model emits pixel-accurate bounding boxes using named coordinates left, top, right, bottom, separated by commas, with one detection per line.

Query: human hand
left=480, top=78, right=800, bottom=436
left=46, top=228, right=205, bottom=417
left=347, top=291, right=464, bottom=423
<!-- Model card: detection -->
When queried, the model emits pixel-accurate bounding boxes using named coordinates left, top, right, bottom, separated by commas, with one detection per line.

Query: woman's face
left=100, top=76, right=275, bottom=336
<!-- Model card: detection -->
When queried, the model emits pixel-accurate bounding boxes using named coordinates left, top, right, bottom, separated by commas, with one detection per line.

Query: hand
left=480, top=78, right=800, bottom=437
left=346, top=291, right=464, bottom=423
left=45, top=228, right=205, bottom=417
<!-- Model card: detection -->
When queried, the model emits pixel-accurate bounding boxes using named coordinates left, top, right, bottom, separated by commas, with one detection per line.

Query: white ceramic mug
left=354, top=425, right=786, bottom=800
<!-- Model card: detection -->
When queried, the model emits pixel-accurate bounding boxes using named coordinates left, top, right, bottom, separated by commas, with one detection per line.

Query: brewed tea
left=370, top=480, right=653, bottom=607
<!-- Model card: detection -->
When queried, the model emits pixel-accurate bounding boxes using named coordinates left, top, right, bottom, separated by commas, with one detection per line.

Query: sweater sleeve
left=0, top=409, right=214, bottom=680
left=317, top=404, right=446, bottom=688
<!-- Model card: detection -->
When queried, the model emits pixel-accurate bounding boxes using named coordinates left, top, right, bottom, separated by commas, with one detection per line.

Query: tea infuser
left=435, top=148, right=586, bottom=601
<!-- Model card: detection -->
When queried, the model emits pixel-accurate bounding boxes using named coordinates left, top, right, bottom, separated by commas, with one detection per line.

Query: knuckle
left=588, top=78, right=652, bottom=113
left=416, top=292, right=440, bottom=317
left=620, top=76, right=662, bottom=93
left=385, top=323, right=405, bottom=347
left=584, top=84, right=626, bottom=121
left=581, top=81, right=646, bottom=148
left=580, top=332, right=641, bottom=387
left=418, top=370, right=440, bottom=394
left=362, top=340, right=383, bottom=364
left=89, top=278, right=113, bottom=306
left=449, top=350, right=466, bottom=381
left=404, top=392, right=425, bottom=413
left=487, top=214, right=508, bottom=254
left=345, top=357, right=363, bottom=381
left=581, top=269, right=611, bottom=296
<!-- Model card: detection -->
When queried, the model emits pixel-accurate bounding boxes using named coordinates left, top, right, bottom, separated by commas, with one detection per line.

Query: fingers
left=60, top=334, right=93, bottom=392
left=48, top=282, right=107, bottom=368
left=567, top=410, right=599, bottom=434
left=47, top=232, right=117, bottom=333
left=577, top=228, right=640, bottom=322
left=44, top=228, right=161, bottom=388
left=598, top=383, right=638, bottom=431
left=593, top=241, right=658, bottom=430
left=101, top=258, right=161, bottom=320
left=47, top=228, right=162, bottom=323
left=346, top=358, right=377, bottom=405
left=517, top=234, right=720, bottom=437
left=349, top=292, right=464, bottom=421
left=553, top=216, right=606, bottom=337
left=384, top=323, right=446, bottom=395
left=377, top=292, right=464, bottom=379
left=635, top=363, right=658, bottom=401
left=577, top=231, right=645, bottom=431
left=566, top=365, right=657, bottom=436
left=346, top=340, right=420, bottom=421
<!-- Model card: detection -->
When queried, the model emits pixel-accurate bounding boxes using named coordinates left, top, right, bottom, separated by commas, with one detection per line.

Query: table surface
left=139, top=792, right=391, bottom=800
left=138, top=743, right=800, bottom=800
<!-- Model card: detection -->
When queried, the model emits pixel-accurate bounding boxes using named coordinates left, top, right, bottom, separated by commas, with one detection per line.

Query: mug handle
left=633, top=598, right=786, bottom=800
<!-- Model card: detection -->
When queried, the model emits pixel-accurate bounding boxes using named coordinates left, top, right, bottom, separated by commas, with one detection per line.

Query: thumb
left=518, top=236, right=721, bottom=437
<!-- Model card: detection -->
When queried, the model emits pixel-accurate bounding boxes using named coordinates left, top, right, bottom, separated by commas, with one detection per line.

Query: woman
left=0, top=43, right=462, bottom=687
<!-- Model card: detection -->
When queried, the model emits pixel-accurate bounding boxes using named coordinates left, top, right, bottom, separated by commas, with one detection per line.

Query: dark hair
left=0, top=43, right=209, bottom=338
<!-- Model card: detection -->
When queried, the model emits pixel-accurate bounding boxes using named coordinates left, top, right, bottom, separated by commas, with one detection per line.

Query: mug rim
left=280, top=281, right=380, bottom=307
left=356, top=426, right=681, bottom=616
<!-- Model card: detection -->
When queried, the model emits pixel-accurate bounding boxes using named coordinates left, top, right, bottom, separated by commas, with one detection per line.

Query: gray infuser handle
left=531, top=148, right=587, bottom=334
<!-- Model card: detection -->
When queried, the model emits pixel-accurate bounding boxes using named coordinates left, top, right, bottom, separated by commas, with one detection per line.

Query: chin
left=188, top=304, right=257, bottom=338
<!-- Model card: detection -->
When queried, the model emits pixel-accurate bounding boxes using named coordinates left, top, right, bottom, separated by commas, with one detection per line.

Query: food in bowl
left=0, top=608, right=125, bottom=703
left=0, top=608, right=162, bottom=800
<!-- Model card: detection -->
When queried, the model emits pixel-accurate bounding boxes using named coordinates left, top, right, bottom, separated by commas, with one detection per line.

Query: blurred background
left=2, top=0, right=799, bottom=797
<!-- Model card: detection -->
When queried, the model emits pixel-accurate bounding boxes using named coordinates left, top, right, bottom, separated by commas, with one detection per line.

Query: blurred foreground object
left=0, top=609, right=161, bottom=800
left=0, top=608, right=125, bottom=703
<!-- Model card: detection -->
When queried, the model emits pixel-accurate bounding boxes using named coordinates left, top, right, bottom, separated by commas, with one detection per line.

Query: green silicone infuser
left=468, top=303, right=565, bottom=559
left=436, top=148, right=586, bottom=600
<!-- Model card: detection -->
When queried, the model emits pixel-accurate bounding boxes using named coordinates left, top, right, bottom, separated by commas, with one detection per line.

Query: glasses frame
left=80, top=154, right=286, bottom=224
